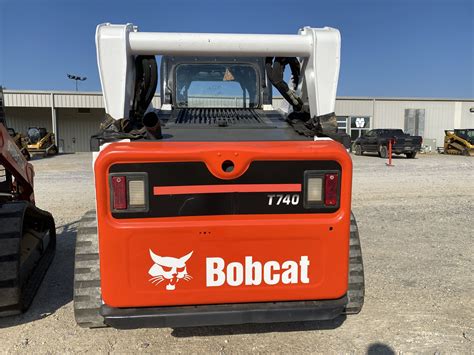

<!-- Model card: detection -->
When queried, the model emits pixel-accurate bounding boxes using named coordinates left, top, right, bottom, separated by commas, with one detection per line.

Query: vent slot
left=0, top=165, right=6, bottom=183
left=174, top=108, right=265, bottom=127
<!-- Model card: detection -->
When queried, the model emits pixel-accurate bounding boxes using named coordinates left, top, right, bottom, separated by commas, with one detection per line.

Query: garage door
left=57, top=108, right=104, bottom=152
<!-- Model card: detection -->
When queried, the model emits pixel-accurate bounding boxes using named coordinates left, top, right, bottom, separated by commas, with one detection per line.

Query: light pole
left=67, top=74, right=87, bottom=91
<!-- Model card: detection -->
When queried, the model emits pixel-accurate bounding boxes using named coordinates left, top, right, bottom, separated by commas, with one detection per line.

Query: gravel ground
left=0, top=152, right=473, bottom=353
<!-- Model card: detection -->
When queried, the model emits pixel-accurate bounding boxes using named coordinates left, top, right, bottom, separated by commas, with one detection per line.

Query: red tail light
left=324, top=173, right=338, bottom=206
left=112, top=176, right=127, bottom=210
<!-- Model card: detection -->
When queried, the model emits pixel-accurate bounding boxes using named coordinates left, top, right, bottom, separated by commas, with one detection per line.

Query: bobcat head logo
left=148, top=250, right=193, bottom=290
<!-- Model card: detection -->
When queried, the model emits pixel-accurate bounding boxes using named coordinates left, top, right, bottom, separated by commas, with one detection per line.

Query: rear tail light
left=112, top=176, right=127, bottom=210
left=304, top=171, right=340, bottom=208
left=128, top=180, right=146, bottom=207
left=307, top=177, right=323, bottom=202
left=110, top=173, right=148, bottom=212
left=324, top=173, right=338, bottom=206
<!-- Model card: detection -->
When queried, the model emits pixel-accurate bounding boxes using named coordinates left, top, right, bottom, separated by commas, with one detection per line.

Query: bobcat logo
left=148, top=250, right=193, bottom=290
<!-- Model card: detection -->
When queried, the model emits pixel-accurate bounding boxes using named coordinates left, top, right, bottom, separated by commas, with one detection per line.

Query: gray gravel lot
left=0, top=152, right=473, bottom=353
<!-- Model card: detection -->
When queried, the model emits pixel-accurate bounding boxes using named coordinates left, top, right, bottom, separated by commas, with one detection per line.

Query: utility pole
left=67, top=74, right=87, bottom=91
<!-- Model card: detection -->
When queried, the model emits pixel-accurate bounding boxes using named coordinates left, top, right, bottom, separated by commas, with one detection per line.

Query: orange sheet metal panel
left=94, top=141, right=352, bottom=308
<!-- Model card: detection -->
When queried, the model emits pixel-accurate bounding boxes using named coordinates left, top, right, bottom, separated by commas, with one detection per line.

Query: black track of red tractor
left=0, top=201, right=56, bottom=317
left=344, top=213, right=365, bottom=314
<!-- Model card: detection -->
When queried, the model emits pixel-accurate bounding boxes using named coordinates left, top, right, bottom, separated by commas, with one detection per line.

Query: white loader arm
left=95, top=23, right=340, bottom=121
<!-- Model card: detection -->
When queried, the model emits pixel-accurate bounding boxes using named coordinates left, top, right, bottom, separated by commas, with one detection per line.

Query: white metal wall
left=188, top=96, right=247, bottom=107
left=3, top=90, right=474, bottom=152
left=335, top=99, right=373, bottom=117
left=334, top=98, right=474, bottom=146
left=54, top=94, right=104, bottom=108
left=57, top=108, right=105, bottom=153
left=374, top=100, right=456, bottom=145
left=4, top=107, right=52, bottom=133
left=3, top=91, right=104, bottom=108
left=271, top=97, right=285, bottom=110
left=4, top=92, right=52, bottom=107
left=461, top=102, right=474, bottom=127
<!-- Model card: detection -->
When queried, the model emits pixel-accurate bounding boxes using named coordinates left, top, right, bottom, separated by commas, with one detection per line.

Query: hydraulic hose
left=265, top=57, right=303, bottom=112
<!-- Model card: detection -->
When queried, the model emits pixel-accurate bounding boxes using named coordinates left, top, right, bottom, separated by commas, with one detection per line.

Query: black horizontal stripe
left=110, top=160, right=341, bottom=218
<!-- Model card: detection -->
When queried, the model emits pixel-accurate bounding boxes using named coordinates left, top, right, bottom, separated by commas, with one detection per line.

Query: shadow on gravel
left=171, top=315, right=346, bottom=337
left=0, top=221, right=78, bottom=329
left=367, top=342, right=395, bottom=354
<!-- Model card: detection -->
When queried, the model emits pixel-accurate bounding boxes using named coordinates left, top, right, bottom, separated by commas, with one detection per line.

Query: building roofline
left=3, top=89, right=474, bottom=102
left=336, top=96, right=474, bottom=102
left=3, top=89, right=104, bottom=95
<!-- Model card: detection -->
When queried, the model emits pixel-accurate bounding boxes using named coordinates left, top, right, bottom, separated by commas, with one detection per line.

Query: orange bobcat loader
left=73, top=23, right=364, bottom=328
left=0, top=87, right=56, bottom=317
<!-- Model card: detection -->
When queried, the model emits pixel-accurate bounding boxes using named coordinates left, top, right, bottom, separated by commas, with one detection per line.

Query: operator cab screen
left=175, top=64, right=259, bottom=108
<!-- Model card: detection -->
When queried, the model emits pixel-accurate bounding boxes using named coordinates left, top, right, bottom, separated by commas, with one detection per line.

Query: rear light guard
left=303, top=170, right=341, bottom=209
left=109, top=172, right=149, bottom=213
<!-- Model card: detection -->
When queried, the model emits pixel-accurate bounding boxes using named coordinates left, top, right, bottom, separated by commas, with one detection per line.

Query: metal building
left=334, top=97, right=474, bottom=150
left=3, top=89, right=473, bottom=152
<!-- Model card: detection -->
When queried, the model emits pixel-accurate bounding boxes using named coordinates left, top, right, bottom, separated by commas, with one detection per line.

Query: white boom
left=96, top=23, right=340, bottom=121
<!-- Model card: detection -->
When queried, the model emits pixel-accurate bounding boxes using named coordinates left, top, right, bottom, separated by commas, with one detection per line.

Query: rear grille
left=174, top=108, right=265, bottom=127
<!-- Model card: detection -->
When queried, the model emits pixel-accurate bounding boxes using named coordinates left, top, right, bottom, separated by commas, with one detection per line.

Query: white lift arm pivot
left=95, top=23, right=340, bottom=121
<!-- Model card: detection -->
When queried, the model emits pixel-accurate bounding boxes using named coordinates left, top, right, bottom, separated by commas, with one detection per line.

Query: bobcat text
left=206, top=256, right=310, bottom=287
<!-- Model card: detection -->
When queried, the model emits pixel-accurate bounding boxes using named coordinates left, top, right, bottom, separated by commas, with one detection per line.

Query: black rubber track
left=344, top=213, right=365, bottom=314
left=73, top=210, right=105, bottom=328
left=0, top=201, right=56, bottom=317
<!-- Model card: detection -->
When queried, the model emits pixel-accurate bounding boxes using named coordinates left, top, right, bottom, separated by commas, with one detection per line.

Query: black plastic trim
left=109, top=172, right=149, bottom=214
left=303, top=170, right=341, bottom=209
left=109, top=160, right=342, bottom=218
left=100, top=295, right=347, bottom=329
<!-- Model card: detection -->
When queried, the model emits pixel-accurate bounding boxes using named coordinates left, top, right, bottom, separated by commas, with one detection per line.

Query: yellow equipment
left=444, top=129, right=474, bottom=156
left=7, top=128, right=31, bottom=160
left=26, top=127, right=58, bottom=157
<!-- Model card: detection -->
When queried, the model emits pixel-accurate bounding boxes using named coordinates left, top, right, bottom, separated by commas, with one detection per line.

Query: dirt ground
left=0, top=152, right=473, bottom=353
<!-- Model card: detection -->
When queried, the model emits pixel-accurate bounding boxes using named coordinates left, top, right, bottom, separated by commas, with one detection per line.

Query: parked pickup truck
left=353, top=129, right=422, bottom=159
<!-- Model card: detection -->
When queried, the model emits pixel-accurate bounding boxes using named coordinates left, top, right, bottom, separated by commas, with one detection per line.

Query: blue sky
left=0, top=0, right=472, bottom=98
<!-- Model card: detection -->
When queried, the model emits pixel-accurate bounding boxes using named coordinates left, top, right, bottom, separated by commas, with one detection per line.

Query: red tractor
left=0, top=87, right=56, bottom=317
